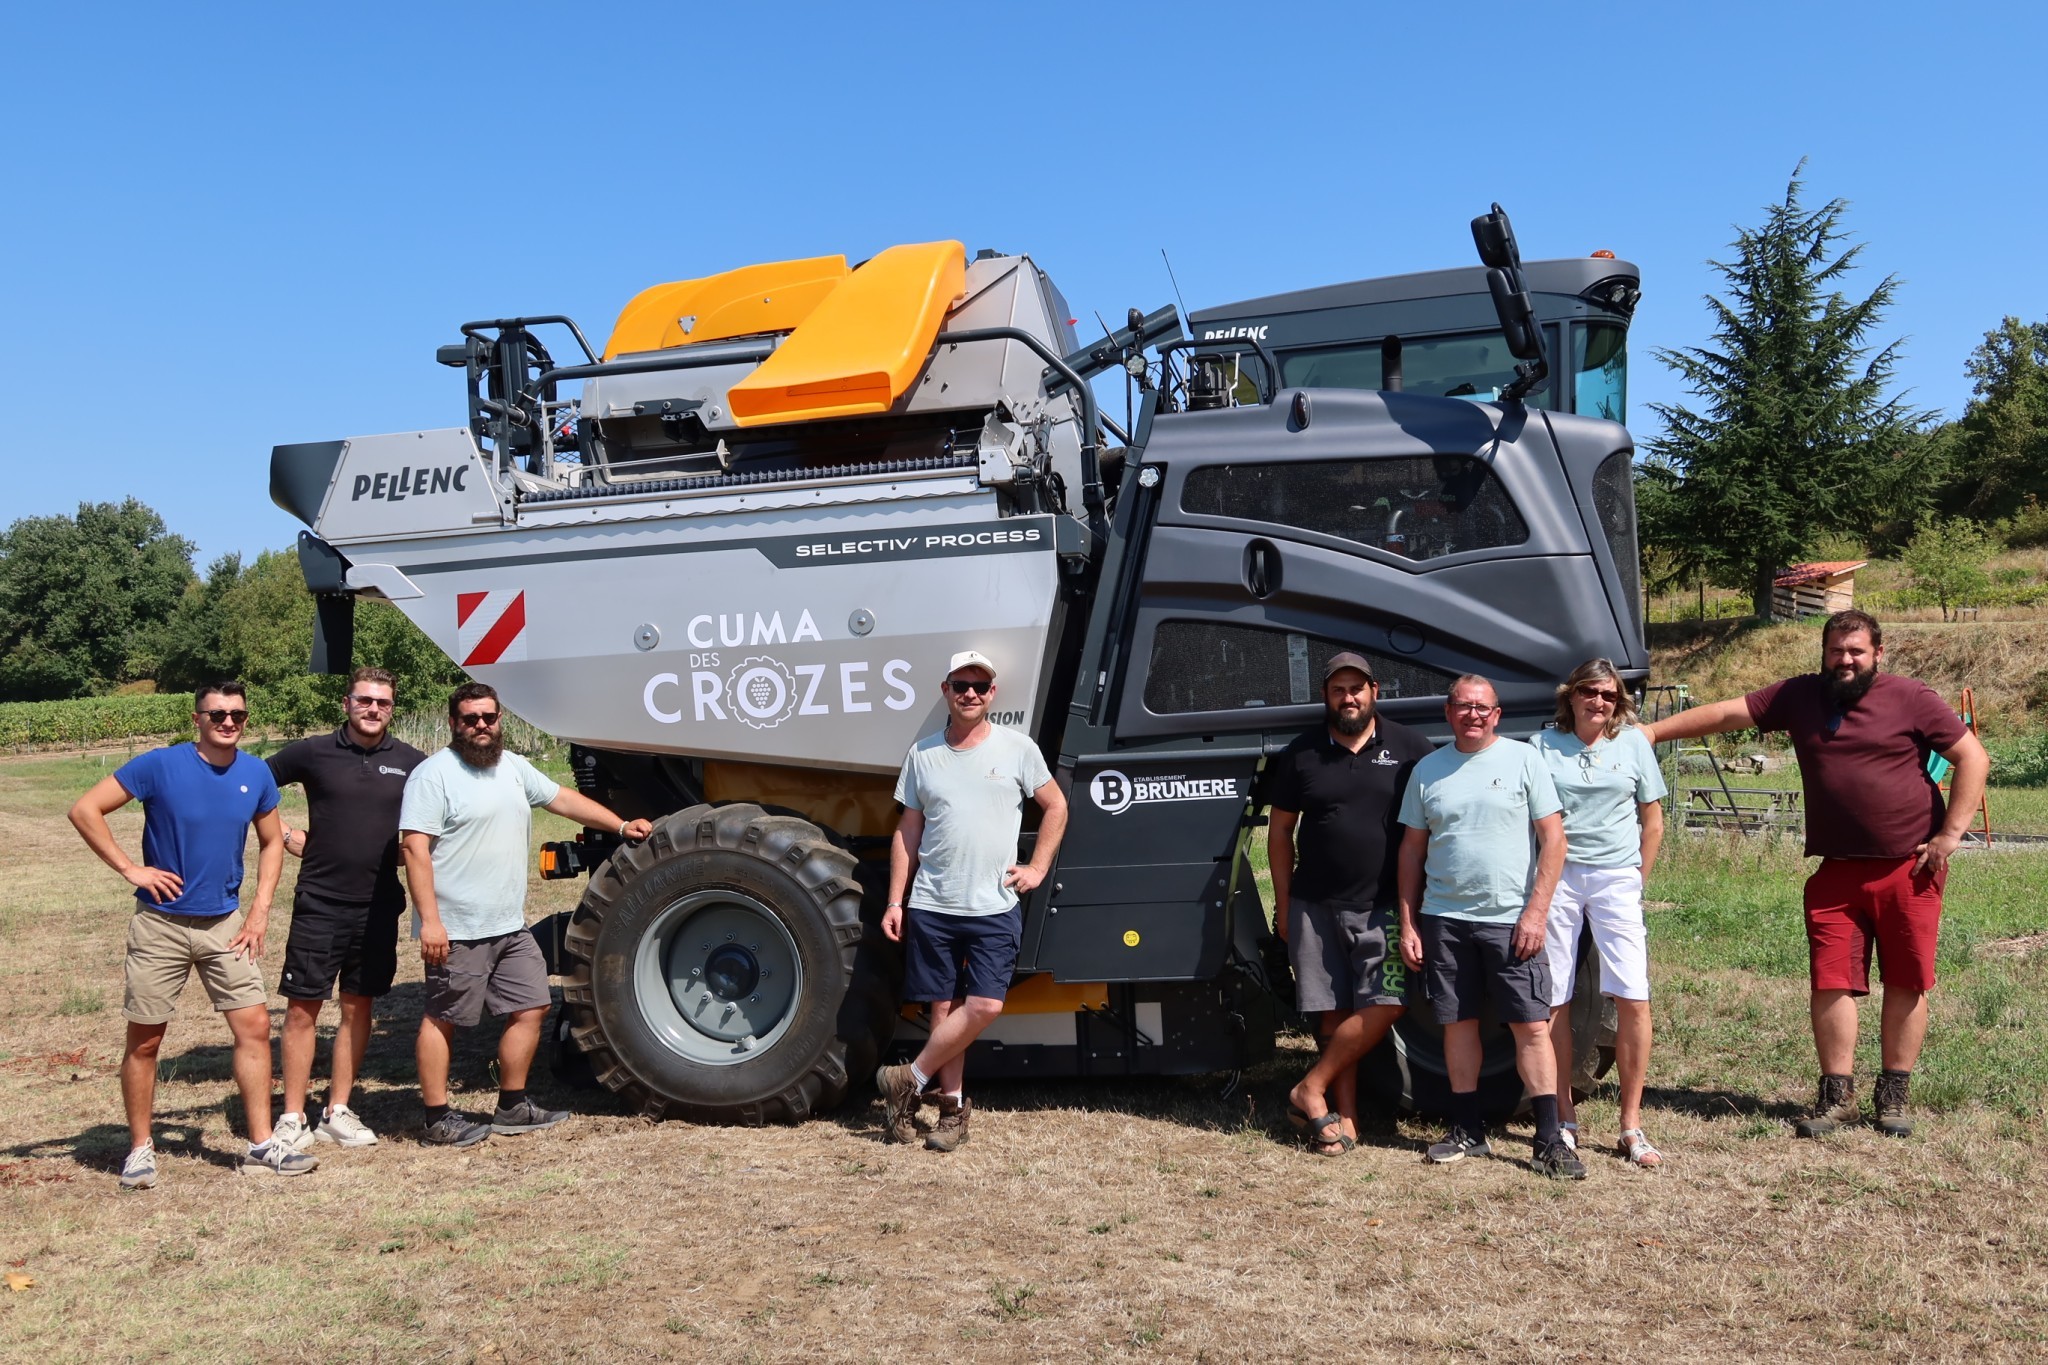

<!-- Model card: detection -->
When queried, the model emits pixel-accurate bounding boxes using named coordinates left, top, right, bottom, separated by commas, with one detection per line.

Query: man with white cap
left=876, top=649, right=1067, bottom=1151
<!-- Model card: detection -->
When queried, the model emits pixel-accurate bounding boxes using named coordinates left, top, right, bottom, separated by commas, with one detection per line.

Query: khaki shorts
left=124, top=907, right=268, bottom=1024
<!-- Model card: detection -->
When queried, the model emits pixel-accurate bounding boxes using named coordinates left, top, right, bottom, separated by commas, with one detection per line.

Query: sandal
left=1303, top=1111, right=1355, bottom=1157
left=1618, top=1128, right=1663, bottom=1168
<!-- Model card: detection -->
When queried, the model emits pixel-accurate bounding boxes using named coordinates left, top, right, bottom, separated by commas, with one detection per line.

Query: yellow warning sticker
left=1122, top=930, right=1141, bottom=947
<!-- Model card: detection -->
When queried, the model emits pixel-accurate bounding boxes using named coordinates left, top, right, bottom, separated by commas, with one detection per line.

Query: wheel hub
left=632, top=891, right=804, bottom=1063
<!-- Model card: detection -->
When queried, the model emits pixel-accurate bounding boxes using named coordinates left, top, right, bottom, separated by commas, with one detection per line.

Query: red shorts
left=1802, top=855, right=1945, bottom=995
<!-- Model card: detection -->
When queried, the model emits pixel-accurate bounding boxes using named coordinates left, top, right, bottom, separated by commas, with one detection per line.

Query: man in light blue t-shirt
left=399, top=682, right=650, bottom=1147
left=1396, top=674, right=1576, bottom=1178
left=875, top=650, right=1067, bottom=1152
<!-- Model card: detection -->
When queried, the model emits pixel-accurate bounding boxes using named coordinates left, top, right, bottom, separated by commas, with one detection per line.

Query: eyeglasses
left=1574, top=687, right=1621, bottom=705
left=455, top=711, right=502, bottom=728
left=201, top=709, right=249, bottom=726
left=1449, top=701, right=1498, bottom=715
left=347, top=695, right=394, bottom=710
left=947, top=680, right=993, bottom=696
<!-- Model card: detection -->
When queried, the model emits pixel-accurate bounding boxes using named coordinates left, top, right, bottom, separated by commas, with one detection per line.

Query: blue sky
left=5, top=2, right=2042, bottom=567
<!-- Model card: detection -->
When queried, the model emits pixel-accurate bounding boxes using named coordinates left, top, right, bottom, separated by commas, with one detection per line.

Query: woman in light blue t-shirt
left=1530, top=659, right=1668, bottom=1168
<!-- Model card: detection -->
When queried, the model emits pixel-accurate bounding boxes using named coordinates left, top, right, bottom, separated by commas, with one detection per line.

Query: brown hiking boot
left=1794, top=1073, right=1858, bottom=1138
left=1873, top=1069, right=1914, bottom=1138
left=875, top=1064, right=926, bottom=1144
left=925, top=1095, right=971, bottom=1152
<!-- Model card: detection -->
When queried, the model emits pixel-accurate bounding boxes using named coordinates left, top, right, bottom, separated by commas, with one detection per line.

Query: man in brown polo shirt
left=1641, top=611, right=1988, bottom=1137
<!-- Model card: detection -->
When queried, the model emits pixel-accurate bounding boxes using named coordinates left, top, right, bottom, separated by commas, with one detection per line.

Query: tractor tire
left=558, top=803, right=883, bottom=1125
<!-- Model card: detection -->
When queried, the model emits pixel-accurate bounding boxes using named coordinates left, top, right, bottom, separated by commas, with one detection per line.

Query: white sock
left=909, top=1063, right=931, bottom=1090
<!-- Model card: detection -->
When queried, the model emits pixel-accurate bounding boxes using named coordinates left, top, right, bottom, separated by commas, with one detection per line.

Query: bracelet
left=886, top=902, right=903, bottom=909
left=617, top=821, right=628, bottom=837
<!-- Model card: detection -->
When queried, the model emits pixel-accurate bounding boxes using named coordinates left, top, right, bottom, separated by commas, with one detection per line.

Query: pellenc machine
left=270, top=207, right=1646, bottom=1122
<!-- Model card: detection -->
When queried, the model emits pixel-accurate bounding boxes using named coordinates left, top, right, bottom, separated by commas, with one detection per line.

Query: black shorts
left=901, top=906, right=1023, bottom=1003
left=1419, top=915, right=1551, bottom=1025
left=279, top=892, right=403, bottom=1001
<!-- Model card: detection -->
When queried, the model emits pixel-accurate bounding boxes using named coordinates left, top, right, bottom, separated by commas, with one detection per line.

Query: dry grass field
left=4, top=749, right=2047, bottom=1363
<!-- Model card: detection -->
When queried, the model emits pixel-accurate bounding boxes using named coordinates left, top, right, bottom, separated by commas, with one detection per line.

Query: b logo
left=1090, top=769, right=1133, bottom=814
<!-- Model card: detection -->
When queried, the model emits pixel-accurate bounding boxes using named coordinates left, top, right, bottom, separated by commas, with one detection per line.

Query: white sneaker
left=316, top=1104, right=379, bottom=1147
left=243, top=1140, right=319, bottom=1176
left=120, top=1143, right=157, bottom=1190
left=272, top=1112, right=316, bottom=1153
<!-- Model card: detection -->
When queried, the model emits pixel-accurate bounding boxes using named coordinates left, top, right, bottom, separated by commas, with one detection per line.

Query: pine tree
left=1638, top=165, right=1929, bottom=619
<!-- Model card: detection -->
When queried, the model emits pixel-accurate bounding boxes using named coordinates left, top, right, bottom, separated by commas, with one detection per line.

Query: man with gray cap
left=876, top=649, right=1067, bottom=1152
left=1267, top=651, right=1434, bottom=1154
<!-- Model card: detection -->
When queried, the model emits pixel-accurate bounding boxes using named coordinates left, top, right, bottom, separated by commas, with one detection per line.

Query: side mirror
left=1487, top=269, right=1543, bottom=361
left=1471, top=203, right=1521, bottom=271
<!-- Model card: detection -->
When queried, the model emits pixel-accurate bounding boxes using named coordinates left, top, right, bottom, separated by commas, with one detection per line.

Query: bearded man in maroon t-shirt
left=1641, top=611, right=1988, bottom=1139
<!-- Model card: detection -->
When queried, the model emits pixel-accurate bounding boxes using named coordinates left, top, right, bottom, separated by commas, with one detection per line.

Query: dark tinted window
left=1593, top=450, right=1642, bottom=641
left=1143, top=621, right=1457, bottom=715
left=1573, top=322, right=1628, bottom=422
left=1181, top=456, right=1528, bottom=561
left=1282, top=330, right=1556, bottom=409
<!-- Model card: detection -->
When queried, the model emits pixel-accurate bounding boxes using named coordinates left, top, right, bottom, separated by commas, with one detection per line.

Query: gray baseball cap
left=1323, top=651, right=1376, bottom=683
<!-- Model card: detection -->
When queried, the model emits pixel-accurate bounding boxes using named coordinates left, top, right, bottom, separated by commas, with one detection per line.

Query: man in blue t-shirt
left=1396, top=674, right=1577, bottom=1179
left=69, top=681, right=316, bottom=1188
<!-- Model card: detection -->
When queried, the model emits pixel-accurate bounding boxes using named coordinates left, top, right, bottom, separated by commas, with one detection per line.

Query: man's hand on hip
left=124, top=864, right=183, bottom=903
left=1915, top=831, right=1961, bottom=876
left=1003, top=864, right=1045, bottom=895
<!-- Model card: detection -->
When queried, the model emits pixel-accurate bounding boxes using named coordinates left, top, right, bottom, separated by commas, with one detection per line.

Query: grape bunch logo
left=727, top=656, right=798, bottom=730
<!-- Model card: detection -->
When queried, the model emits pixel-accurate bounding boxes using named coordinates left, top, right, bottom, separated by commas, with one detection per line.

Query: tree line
left=0, top=502, right=459, bottom=717
left=1638, top=163, right=2048, bottom=620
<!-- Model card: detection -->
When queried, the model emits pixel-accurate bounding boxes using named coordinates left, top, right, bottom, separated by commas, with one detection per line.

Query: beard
left=1326, top=702, right=1371, bottom=737
left=1827, top=663, right=1877, bottom=710
left=452, top=727, right=503, bottom=768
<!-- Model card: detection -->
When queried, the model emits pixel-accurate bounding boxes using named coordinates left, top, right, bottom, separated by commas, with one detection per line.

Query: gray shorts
left=1419, top=915, right=1551, bottom=1025
left=1287, top=899, right=1408, bottom=1012
left=424, top=929, right=552, bottom=1027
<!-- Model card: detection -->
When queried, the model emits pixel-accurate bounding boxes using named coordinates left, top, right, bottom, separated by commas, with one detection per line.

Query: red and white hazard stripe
left=456, top=590, right=528, bottom=667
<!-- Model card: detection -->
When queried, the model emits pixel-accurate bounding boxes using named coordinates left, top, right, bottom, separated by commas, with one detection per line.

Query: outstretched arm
left=1637, top=697, right=1754, bottom=746
left=543, top=788, right=653, bottom=843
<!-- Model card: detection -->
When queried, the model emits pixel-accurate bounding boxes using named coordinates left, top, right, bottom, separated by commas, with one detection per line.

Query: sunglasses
left=1575, top=687, right=1621, bottom=705
left=200, top=708, right=249, bottom=726
left=347, top=695, right=394, bottom=710
left=947, top=680, right=993, bottom=696
left=455, top=711, right=502, bottom=728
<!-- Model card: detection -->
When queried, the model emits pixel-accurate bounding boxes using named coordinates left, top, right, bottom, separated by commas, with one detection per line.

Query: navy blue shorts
left=901, top=906, right=1023, bottom=1003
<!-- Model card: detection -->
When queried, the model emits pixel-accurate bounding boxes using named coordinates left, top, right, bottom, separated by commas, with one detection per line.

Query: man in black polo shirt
left=1267, top=652, right=1434, bottom=1155
left=265, top=666, right=427, bottom=1150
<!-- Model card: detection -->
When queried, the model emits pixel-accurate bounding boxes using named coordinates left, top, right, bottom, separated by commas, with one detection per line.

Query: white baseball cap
left=947, top=649, right=998, bottom=678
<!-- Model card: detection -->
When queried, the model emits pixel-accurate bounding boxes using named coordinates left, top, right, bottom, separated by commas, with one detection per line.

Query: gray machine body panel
left=330, top=482, right=1066, bottom=775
